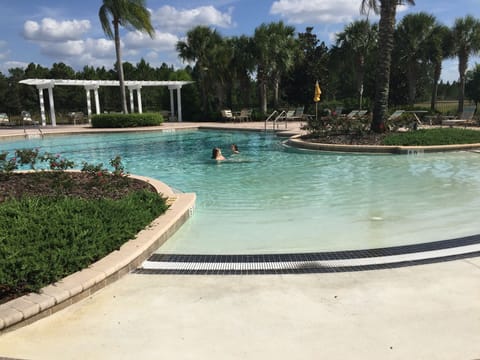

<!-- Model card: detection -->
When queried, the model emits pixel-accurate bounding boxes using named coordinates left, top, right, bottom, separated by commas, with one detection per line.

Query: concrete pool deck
left=1, top=122, right=480, bottom=359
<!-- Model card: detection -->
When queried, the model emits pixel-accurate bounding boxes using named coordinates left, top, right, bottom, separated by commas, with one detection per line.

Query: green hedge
left=0, top=190, right=168, bottom=296
left=383, top=128, right=480, bottom=146
left=91, top=112, right=163, bottom=128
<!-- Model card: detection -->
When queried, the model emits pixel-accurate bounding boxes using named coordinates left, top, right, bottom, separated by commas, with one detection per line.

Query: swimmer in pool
left=231, top=143, right=239, bottom=154
left=212, top=147, right=226, bottom=160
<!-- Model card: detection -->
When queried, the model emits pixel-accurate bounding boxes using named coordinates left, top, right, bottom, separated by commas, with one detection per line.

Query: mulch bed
left=0, top=172, right=156, bottom=203
left=301, top=132, right=388, bottom=146
left=0, top=172, right=158, bottom=304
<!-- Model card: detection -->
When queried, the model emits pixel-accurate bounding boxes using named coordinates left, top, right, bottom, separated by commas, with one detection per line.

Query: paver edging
left=0, top=175, right=195, bottom=334
left=286, top=134, right=480, bottom=154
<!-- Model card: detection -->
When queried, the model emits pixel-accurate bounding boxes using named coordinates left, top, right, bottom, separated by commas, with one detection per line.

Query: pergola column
left=136, top=87, right=143, bottom=114
left=94, top=87, right=101, bottom=114
left=168, top=85, right=184, bottom=122
left=85, top=85, right=100, bottom=123
left=85, top=87, right=92, bottom=122
left=36, top=81, right=55, bottom=126
left=176, top=86, right=183, bottom=122
left=38, top=88, right=46, bottom=126
left=47, top=87, right=56, bottom=126
left=169, top=87, right=175, bottom=121
left=129, top=88, right=135, bottom=113
left=128, top=85, right=143, bottom=113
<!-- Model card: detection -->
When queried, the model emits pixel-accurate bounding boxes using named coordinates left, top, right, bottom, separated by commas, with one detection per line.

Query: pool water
left=1, top=130, right=479, bottom=254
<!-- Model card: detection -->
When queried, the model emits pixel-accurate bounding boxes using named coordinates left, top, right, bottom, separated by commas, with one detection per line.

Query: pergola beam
left=19, top=79, right=194, bottom=126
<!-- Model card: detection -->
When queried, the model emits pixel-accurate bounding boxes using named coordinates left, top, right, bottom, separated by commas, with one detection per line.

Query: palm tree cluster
left=175, top=11, right=480, bottom=131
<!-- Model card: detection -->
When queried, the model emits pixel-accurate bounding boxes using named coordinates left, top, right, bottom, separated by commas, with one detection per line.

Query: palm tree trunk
left=114, top=21, right=128, bottom=114
left=273, top=76, right=279, bottom=108
left=199, top=70, right=208, bottom=114
left=430, top=62, right=441, bottom=111
left=258, top=67, right=268, bottom=114
left=240, top=73, right=251, bottom=107
left=371, top=3, right=397, bottom=133
left=261, top=80, right=268, bottom=114
left=356, top=55, right=365, bottom=110
left=407, top=62, right=416, bottom=107
left=458, top=53, right=468, bottom=115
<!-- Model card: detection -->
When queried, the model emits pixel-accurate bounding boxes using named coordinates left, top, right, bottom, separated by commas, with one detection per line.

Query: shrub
left=304, top=114, right=370, bottom=137
left=0, top=191, right=169, bottom=297
left=91, top=113, right=164, bottom=128
left=383, top=128, right=480, bottom=146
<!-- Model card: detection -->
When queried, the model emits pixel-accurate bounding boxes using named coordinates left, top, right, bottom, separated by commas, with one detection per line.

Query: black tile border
left=134, top=234, right=480, bottom=275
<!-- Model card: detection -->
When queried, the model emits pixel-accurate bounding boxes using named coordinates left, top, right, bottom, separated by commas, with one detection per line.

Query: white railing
left=264, top=110, right=278, bottom=131
left=275, top=110, right=287, bottom=129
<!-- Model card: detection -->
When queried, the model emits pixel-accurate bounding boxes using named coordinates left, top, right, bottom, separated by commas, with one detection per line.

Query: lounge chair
left=387, top=110, right=405, bottom=121
left=21, top=111, right=38, bottom=126
left=237, top=108, right=252, bottom=122
left=220, top=109, right=237, bottom=122
left=0, top=113, right=9, bottom=126
left=285, top=106, right=305, bottom=121
left=345, top=110, right=368, bottom=119
left=442, top=105, right=477, bottom=127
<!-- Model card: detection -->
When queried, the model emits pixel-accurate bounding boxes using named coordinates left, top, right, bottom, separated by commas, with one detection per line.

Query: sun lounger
left=0, top=113, right=9, bottom=125
left=237, top=109, right=252, bottom=122
left=220, top=109, right=237, bottom=122
left=442, top=105, right=477, bottom=126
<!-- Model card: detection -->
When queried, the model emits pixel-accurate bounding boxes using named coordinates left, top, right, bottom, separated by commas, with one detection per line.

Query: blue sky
left=0, top=0, right=479, bottom=82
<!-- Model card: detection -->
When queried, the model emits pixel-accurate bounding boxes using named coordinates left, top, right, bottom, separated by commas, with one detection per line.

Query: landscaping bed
left=0, top=162, right=169, bottom=304
left=302, top=128, right=480, bottom=146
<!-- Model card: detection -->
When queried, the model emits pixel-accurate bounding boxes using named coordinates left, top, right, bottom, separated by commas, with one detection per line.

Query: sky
left=0, top=0, right=479, bottom=82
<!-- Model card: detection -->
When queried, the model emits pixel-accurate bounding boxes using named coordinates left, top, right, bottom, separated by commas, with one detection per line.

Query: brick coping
left=0, top=175, right=196, bottom=334
left=286, top=134, right=480, bottom=154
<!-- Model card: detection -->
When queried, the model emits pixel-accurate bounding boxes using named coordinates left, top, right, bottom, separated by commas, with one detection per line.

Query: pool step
left=134, top=234, right=480, bottom=275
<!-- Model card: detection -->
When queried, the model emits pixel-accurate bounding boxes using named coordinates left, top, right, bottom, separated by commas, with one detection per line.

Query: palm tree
left=266, top=22, right=296, bottom=108
left=177, top=26, right=225, bottom=115
left=395, top=13, right=436, bottom=107
left=426, top=24, right=453, bottom=111
left=99, top=0, right=154, bottom=114
left=253, top=22, right=296, bottom=113
left=451, top=15, right=480, bottom=114
left=230, top=36, right=256, bottom=108
left=335, top=20, right=377, bottom=110
left=361, top=0, right=415, bottom=132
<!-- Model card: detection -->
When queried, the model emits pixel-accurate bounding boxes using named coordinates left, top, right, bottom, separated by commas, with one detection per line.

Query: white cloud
left=441, top=59, right=457, bottom=83
left=33, top=37, right=113, bottom=60
left=151, top=5, right=234, bottom=33
left=0, top=61, right=28, bottom=75
left=270, top=0, right=362, bottom=25
left=39, top=40, right=85, bottom=57
left=23, top=18, right=91, bottom=42
left=124, top=30, right=179, bottom=52
left=15, top=5, right=232, bottom=74
left=83, top=38, right=116, bottom=59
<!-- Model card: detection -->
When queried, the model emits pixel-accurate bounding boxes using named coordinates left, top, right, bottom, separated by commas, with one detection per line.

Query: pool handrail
left=264, top=110, right=278, bottom=131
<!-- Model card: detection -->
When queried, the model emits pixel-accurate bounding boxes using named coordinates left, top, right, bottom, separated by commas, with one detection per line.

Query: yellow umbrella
left=313, top=81, right=321, bottom=102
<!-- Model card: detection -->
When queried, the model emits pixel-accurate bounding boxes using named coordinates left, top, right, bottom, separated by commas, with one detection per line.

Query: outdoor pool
left=1, top=129, right=479, bottom=254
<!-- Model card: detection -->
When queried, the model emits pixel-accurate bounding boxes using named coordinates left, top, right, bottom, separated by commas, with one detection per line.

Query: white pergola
left=19, top=79, right=194, bottom=126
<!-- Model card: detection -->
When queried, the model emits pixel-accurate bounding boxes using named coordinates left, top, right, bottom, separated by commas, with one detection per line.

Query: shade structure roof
left=19, top=79, right=194, bottom=87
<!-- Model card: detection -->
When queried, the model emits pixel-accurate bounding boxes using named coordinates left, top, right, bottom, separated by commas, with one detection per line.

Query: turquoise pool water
left=1, top=130, right=480, bottom=254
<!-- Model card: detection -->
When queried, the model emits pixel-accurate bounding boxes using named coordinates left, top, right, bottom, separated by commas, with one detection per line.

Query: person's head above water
left=212, top=147, right=225, bottom=160
left=231, top=143, right=239, bottom=153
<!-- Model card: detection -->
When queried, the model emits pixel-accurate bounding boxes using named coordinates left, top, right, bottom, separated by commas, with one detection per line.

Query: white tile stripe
left=142, top=244, right=480, bottom=271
